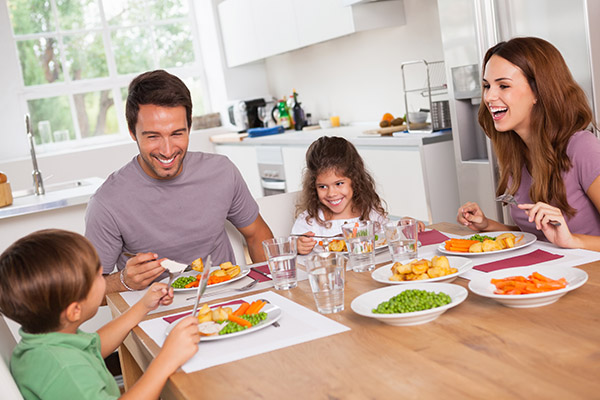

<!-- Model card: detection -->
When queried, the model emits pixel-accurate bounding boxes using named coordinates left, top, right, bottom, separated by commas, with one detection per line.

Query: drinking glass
left=306, top=252, right=346, bottom=314
left=341, top=221, right=375, bottom=272
left=384, top=217, right=418, bottom=263
left=262, top=237, right=298, bottom=290
left=257, top=106, right=269, bottom=127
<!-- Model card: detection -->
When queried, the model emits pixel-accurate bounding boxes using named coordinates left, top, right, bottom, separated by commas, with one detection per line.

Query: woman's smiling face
left=483, top=55, right=537, bottom=142
left=315, top=169, right=356, bottom=219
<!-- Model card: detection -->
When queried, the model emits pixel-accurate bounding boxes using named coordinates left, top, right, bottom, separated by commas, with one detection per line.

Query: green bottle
left=277, top=97, right=294, bottom=130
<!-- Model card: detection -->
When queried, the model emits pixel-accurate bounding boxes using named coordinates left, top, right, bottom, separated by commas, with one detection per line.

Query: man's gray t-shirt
left=85, top=152, right=259, bottom=274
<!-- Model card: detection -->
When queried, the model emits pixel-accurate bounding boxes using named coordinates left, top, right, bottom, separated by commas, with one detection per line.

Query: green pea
left=372, top=289, right=452, bottom=314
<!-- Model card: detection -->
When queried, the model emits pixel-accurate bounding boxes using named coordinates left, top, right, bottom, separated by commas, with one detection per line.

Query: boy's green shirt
left=11, top=329, right=119, bottom=399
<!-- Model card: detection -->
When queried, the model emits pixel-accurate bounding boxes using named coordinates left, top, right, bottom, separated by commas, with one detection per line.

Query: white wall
left=263, top=0, right=444, bottom=124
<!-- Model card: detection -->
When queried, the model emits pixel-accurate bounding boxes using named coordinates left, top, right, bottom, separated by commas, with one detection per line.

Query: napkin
left=473, top=249, right=564, bottom=272
left=419, top=229, right=450, bottom=246
left=162, top=299, right=247, bottom=324
left=247, top=264, right=272, bottom=282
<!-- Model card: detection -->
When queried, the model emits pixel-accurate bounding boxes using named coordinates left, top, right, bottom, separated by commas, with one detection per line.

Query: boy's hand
left=297, top=232, right=317, bottom=255
left=160, top=316, right=200, bottom=372
left=122, top=252, right=166, bottom=290
left=142, top=282, right=174, bottom=311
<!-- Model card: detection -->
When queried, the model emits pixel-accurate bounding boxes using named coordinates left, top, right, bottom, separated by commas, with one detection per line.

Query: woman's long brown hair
left=478, top=37, right=594, bottom=217
left=296, top=136, right=386, bottom=227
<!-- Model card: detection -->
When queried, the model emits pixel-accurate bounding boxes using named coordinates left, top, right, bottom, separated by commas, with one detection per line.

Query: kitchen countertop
left=212, top=125, right=453, bottom=147
left=0, top=177, right=104, bottom=220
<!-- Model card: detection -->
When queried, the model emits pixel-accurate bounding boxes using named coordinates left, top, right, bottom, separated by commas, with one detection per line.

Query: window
left=6, top=0, right=208, bottom=148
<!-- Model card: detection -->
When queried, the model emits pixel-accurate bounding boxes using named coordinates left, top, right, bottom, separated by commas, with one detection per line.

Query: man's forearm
left=104, top=271, right=126, bottom=295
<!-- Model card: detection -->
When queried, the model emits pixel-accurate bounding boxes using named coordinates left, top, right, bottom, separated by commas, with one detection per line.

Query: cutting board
left=363, top=122, right=430, bottom=136
left=0, top=182, right=13, bottom=208
left=209, top=133, right=249, bottom=143
left=363, top=125, right=406, bottom=136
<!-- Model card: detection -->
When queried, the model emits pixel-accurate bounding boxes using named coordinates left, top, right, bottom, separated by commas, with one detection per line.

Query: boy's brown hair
left=0, top=229, right=100, bottom=334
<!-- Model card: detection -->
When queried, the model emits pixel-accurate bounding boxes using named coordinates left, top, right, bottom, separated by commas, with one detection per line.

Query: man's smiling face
left=131, top=104, right=189, bottom=180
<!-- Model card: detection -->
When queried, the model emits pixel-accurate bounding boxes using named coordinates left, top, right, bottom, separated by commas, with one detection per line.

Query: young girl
left=457, top=37, right=600, bottom=251
left=0, top=229, right=200, bottom=399
left=292, top=136, right=424, bottom=255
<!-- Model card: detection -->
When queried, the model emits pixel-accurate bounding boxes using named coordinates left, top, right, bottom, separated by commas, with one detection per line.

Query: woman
left=457, top=37, right=600, bottom=251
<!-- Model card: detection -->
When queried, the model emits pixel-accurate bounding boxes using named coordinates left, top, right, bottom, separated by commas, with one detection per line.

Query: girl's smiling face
left=315, top=169, right=357, bottom=219
left=483, top=55, right=537, bottom=143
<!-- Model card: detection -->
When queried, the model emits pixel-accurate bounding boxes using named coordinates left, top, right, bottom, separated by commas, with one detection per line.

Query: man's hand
left=122, top=252, right=166, bottom=290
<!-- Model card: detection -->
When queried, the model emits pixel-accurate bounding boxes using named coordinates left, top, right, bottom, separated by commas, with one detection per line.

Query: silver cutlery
left=259, top=298, right=280, bottom=327
left=191, top=255, right=212, bottom=317
left=496, top=193, right=561, bottom=226
left=250, top=267, right=272, bottom=280
left=291, top=233, right=343, bottom=239
left=186, top=278, right=258, bottom=301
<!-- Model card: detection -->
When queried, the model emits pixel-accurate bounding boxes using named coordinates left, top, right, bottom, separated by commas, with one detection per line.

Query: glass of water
left=262, top=237, right=298, bottom=290
left=306, top=252, right=346, bottom=314
left=341, top=220, right=375, bottom=272
left=384, top=218, right=418, bottom=263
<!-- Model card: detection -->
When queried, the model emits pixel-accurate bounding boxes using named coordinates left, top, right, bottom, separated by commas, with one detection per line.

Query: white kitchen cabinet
left=252, top=0, right=300, bottom=58
left=218, top=0, right=405, bottom=67
left=281, top=146, right=307, bottom=193
left=359, top=146, right=429, bottom=221
left=214, top=144, right=262, bottom=198
left=217, top=0, right=260, bottom=67
left=292, top=0, right=355, bottom=47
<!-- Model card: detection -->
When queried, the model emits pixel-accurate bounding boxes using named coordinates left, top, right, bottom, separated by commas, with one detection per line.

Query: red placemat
left=419, top=230, right=450, bottom=246
left=473, top=249, right=564, bottom=273
left=162, top=299, right=247, bottom=323
left=248, top=263, right=271, bottom=282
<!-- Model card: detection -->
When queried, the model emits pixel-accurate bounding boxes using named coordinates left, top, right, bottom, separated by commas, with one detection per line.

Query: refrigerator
left=436, top=0, right=600, bottom=223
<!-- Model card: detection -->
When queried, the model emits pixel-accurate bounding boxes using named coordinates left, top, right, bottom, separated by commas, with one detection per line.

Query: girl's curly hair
left=296, top=136, right=386, bottom=227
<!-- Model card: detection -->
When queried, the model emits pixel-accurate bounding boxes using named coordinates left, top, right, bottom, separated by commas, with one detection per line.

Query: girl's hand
left=141, top=282, right=174, bottom=312
left=160, top=316, right=200, bottom=372
left=297, top=232, right=317, bottom=255
left=518, top=202, right=576, bottom=248
left=457, top=202, right=489, bottom=231
left=416, top=220, right=426, bottom=232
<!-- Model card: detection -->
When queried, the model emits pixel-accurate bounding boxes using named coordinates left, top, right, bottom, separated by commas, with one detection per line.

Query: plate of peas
left=350, top=283, right=468, bottom=326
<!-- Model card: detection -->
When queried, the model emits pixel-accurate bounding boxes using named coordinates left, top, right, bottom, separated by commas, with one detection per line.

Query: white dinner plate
left=437, top=231, right=537, bottom=256
left=371, top=256, right=474, bottom=284
left=165, top=302, right=282, bottom=340
left=350, top=283, right=468, bottom=326
left=171, top=266, right=250, bottom=292
left=468, top=265, right=588, bottom=308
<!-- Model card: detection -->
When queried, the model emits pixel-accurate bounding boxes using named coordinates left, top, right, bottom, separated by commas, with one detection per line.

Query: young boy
left=0, top=229, right=200, bottom=399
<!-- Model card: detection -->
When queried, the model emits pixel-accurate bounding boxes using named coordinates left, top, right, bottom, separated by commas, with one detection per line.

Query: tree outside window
left=6, top=0, right=207, bottom=147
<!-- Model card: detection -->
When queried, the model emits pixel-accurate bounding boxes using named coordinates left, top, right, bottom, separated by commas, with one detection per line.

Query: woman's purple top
left=510, top=130, right=600, bottom=240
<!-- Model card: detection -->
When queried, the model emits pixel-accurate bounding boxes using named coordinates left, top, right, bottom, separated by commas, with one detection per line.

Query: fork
left=496, top=194, right=561, bottom=226
left=185, top=279, right=258, bottom=301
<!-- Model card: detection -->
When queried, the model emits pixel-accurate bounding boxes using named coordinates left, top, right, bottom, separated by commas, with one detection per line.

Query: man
left=85, top=70, right=273, bottom=294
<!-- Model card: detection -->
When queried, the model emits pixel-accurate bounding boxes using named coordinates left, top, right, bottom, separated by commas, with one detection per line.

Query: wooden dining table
left=106, top=222, right=600, bottom=399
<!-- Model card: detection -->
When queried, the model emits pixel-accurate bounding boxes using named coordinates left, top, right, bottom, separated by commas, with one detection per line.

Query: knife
left=251, top=266, right=272, bottom=280
left=192, top=255, right=212, bottom=318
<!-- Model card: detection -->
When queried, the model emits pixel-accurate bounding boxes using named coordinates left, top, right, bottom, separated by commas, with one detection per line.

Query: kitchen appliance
left=437, top=0, right=600, bottom=223
left=227, top=98, right=267, bottom=132
left=256, top=146, right=287, bottom=196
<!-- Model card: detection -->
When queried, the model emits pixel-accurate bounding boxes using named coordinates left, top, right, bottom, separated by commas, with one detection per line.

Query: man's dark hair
left=126, top=70, right=192, bottom=134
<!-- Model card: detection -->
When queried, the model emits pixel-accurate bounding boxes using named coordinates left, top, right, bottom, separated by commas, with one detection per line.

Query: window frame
left=7, top=0, right=210, bottom=150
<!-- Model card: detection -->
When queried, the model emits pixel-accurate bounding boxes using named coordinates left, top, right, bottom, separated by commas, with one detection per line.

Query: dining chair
left=0, top=316, right=23, bottom=400
left=225, top=191, right=300, bottom=265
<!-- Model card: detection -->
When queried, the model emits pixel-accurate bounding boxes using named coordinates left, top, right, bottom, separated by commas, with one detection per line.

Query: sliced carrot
left=246, top=300, right=266, bottom=315
left=490, top=272, right=566, bottom=295
left=228, top=314, right=252, bottom=328
left=232, top=302, right=250, bottom=317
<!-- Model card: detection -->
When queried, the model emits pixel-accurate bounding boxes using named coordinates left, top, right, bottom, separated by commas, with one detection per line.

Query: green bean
left=372, top=289, right=451, bottom=314
left=468, top=234, right=496, bottom=242
left=218, top=312, right=268, bottom=335
left=171, top=276, right=197, bottom=289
